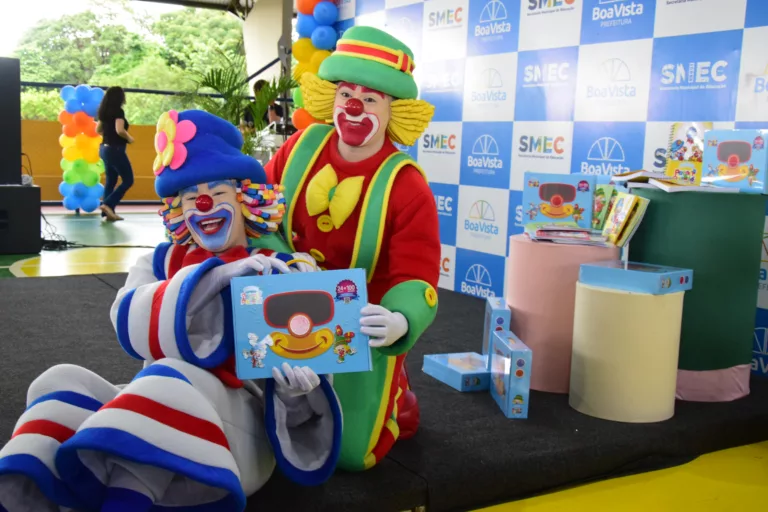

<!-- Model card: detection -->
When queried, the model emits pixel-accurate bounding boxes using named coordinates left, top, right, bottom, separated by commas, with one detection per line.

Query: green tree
left=14, top=11, right=148, bottom=85
left=152, top=8, right=244, bottom=73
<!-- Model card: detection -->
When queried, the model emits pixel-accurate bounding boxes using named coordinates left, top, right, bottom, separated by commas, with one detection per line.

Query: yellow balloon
left=292, top=38, right=316, bottom=62
left=292, top=62, right=311, bottom=81
left=83, top=147, right=100, bottom=164
left=307, top=60, right=320, bottom=74
left=59, top=134, right=75, bottom=148
left=310, top=50, right=332, bottom=70
left=62, top=146, right=81, bottom=162
left=75, top=133, right=92, bottom=151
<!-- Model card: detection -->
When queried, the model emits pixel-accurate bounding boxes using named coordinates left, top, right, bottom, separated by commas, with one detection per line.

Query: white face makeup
left=333, top=82, right=392, bottom=148
left=180, top=180, right=245, bottom=253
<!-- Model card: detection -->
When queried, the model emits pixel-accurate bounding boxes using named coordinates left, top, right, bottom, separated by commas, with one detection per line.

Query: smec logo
left=462, top=263, right=495, bottom=297
left=475, top=0, right=512, bottom=37
left=523, top=62, right=570, bottom=87
left=423, top=133, right=458, bottom=154
left=518, top=135, right=565, bottom=156
left=434, top=194, right=454, bottom=217
left=470, top=68, right=507, bottom=102
left=423, top=71, right=463, bottom=92
left=581, top=136, right=631, bottom=175
left=660, top=60, right=728, bottom=91
left=428, top=7, right=464, bottom=28
left=527, top=0, right=576, bottom=13
left=464, top=200, right=499, bottom=236
left=592, top=1, right=644, bottom=27
left=468, top=134, right=504, bottom=175
left=652, top=146, right=667, bottom=169
left=441, top=256, right=451, bottom=276
left=587, top=58, right=637, bottom=99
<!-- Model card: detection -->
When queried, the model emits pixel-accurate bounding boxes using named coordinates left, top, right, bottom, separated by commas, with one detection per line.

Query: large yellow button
left=317, top=215, right=333, bottom=232
left=425, top=286, right=437, bottom=308
left=309, top=248, right=326, bottom=262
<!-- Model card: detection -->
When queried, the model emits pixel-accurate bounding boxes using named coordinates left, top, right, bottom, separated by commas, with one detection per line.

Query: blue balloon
left=84, top=100, right=99, bottom=118
left=75, top=84, right=91, bottom=103
left=80, top=197, right=100, bottom=213
left=311, top=26, right=338, bottom=51
left=87, top=183, right=105, bottom=198
left=90, top=87, right=105, bottom=102
left=65, top=99, right=81, bottom=114
left=58, top=182, right=73, bottom=197
left=313, top=1, right=339, bottom=26
left=297, top=13, right=318, bottom=38
left=60, top=85, right=76, bottom=102
left=73, top=183, right=88, bottom=198
left=63, top=195, right=81, bottom=211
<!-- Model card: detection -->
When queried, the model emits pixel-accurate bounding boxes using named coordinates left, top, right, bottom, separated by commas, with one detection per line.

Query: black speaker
left=0, top=57, right=21, bottom=185
left=0, top=185, right=42, bottom=255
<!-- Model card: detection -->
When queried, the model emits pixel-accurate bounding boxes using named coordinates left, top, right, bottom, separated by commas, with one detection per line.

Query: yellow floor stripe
left=478, top=441, right=768, bottom=511
left=10, top=247, right=152, bottom=277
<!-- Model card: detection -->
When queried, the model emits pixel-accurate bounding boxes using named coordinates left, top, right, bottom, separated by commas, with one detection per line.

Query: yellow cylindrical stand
left=569, top=283, right=684, bottom=423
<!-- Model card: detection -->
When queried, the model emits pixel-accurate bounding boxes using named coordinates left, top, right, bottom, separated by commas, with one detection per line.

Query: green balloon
left=82, top=169, right=99, bottom=187
left=72, top=159, right=89, bottom=174
left=91, top=160, right=105, bottom=175
left=60, top=158, right=73, bottom=172
left=63, top=170, right=78, bottom=184
left=292, top=87, right=304, bottom=109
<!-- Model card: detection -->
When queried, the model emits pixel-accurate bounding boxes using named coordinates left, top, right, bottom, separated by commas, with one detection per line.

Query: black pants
left=100, top=144, right=134, bottom=212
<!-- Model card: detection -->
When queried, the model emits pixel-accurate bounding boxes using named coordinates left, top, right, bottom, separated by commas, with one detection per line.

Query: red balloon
left=297, top=0, right=323, bottom=15
left=63, top=123, right=79, bottom=138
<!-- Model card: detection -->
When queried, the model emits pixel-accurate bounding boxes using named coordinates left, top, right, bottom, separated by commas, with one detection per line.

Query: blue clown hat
left=153, top=109, right=266, bottom=198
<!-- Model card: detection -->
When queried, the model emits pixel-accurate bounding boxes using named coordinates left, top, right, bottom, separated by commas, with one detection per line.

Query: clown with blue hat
left=0, top=110, right=342, bottom=511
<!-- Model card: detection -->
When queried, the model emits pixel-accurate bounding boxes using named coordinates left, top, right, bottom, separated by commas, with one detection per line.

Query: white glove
left=272, top=362, right=321, bottom=399
left=360, top=304, right=408, bottom=348
left=289, top=252, right=318, bottom=273
left=189, top=254, right=291, bottom=315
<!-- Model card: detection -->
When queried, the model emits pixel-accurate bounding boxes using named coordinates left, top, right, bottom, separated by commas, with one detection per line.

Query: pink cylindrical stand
left=505, top=235, right=619, bottom=393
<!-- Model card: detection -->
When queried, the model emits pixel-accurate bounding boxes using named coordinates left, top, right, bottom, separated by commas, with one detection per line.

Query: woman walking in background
left=97, top=86, right=134, bottom=221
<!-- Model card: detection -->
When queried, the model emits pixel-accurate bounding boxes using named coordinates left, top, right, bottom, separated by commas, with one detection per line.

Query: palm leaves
left=190, top=48, right=296, bottom=155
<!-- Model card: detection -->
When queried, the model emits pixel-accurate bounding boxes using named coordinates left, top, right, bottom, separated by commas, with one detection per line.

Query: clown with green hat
left=265, top=26, right=441, bottom=471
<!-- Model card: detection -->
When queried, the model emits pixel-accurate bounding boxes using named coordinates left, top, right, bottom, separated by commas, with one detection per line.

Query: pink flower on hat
left=153, top=110, right=197, bottom=176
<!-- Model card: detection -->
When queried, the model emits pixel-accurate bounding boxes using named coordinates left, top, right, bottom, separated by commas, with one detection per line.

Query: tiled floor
left=4, top=208, right=767, bottom=511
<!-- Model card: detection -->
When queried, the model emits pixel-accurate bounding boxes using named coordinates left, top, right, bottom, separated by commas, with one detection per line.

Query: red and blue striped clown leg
left=0, top=364, right=120, bottom=511
left=55, top=358, right=272, bottom=512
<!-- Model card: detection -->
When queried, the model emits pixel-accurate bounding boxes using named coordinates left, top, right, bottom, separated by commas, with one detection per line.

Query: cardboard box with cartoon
left=231, top=269, right=372, bottom=379
left=482, top=297, right=511, bottom=367
left=702, top=129, right=768, bottom=193
left=522, top=172, right=595, bottom=230
left=422, top=352, right=490, bottom=392
left=490, top=331, right=532, bottom=419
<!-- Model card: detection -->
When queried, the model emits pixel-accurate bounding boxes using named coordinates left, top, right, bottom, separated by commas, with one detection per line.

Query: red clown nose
left=196, top=194, right=213, bottom=212
left=344, top=98, right=364, bottom=117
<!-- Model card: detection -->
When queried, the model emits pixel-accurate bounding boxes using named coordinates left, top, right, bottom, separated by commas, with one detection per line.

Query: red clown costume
left=266, top=26, right=440, bottom=470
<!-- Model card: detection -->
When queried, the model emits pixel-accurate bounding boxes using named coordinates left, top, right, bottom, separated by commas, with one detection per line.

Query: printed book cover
left=231, top=268, right=372, bottom=380
left=522, top=172, right=595, bottom=230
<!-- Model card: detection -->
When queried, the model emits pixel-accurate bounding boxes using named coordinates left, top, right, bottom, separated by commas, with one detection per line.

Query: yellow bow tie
left=305, top=164, right=364, bottom=229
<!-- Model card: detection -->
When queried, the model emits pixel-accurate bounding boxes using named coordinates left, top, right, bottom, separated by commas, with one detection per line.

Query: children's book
left=522, top=172, right=595, bottom=230
left=615, top=196, right=649, bottom=248
left=610, top=170, right=667, bottom=183
left=648, top=178, right=738, bottom=194
left=591, top=184, right=616, bottom=231
left=702, top=129, right=768, bottom=193
left=602, top=192, right=642, bottom=246
left=664, top=122, right=711, bottom=185
left=231, top=269, right=372, bottom=380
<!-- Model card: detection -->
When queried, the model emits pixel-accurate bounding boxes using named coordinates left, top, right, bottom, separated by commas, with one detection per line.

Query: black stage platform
left=2, top=274, right=767, bottom=511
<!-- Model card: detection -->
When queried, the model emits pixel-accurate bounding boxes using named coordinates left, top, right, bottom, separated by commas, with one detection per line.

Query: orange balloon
left=84, top=122, right=98, bottom=138
left=63, top=123, right=80, bottom=138
left=58, top=111, right=73, bottom=126
left=296, top=0, right=323, bottom=15
left=73, top=111, right=90, bottom=127
left=291, top=108, right=321, bottom=130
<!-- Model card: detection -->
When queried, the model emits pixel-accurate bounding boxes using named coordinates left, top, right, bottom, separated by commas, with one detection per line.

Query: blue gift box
left=482, top=297, right=511, bottom=363
left=422, top=352, right=490, bottom=392
left=489, top=331, right=532, bottom=419
left=231, top=268, right=372, bottom=380
left=522, top=172, right=595, bottom=229
left=702, top=129, right=768, bottom=193
left=579, top=260, right=693, bottom=295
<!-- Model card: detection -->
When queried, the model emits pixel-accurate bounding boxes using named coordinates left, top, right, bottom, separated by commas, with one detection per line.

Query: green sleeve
left=249, top=232, right=294, bottom=253
left=376, top=280, right=438, bottom=357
